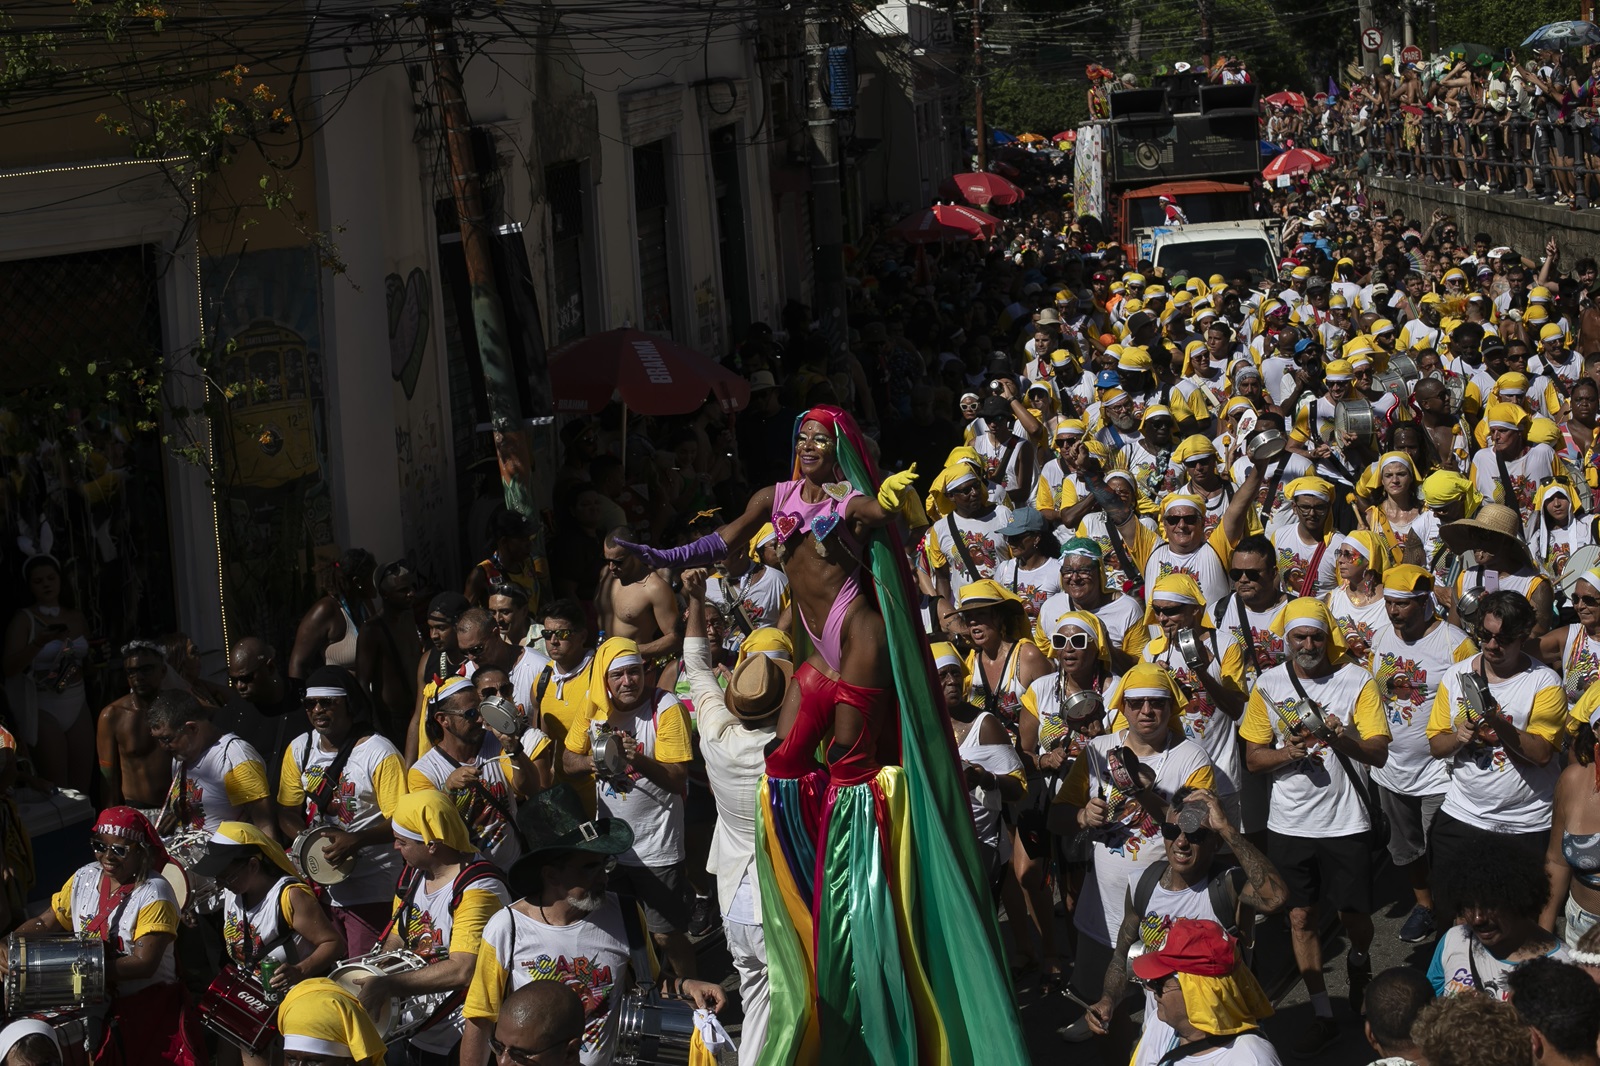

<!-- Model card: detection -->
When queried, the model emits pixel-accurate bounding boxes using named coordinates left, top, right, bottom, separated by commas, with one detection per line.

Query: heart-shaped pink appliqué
left=772, top=512, right=802, bottom=542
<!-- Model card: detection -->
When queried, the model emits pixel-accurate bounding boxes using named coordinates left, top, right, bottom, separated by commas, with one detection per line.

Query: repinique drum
left=4, top=935, right=106, bottom=1013
left=163, top=828, right=222, bottom=914
left=30, top=1010, right=91, bottom=1066
left=329, top=951, right=442, bottom=1039
left=197, top=967, right=280, bottom=1055
left=292, top=825, right=356, bottom=886
left=614, top=990, right=697, bottom=1065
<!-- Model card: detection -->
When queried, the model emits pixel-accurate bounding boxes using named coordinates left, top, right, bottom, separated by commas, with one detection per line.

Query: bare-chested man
left=355, top=559, right=423, bottom=746
left=95, top=640, right=174, bottom=815
left=597, top=528, right=682, bottom=660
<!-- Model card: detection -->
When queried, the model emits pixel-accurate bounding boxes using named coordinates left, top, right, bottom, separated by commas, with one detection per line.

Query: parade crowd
left=15, top=56, right=1600, bottom=1066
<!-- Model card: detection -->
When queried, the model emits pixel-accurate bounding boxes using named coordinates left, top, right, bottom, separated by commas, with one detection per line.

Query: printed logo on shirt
left=1138, top=910, right=1178, bottom=948
left=517, top=954, right=616, bottom=1054
left=170, top=774, right=205, bottom=830
left=1373, top=652, right=1427, bottom=722
left=1334, top=616, right=1378, bottom=664
left=302, top=764, right=358, bottom=825
left=1223, top=624, right=1284, bottom=671
left=451, top=780, right=512, bottom=855
left=1170, top=662, right=1220, bottom=739
left=223, top=913, right=265, bottom=967
left=958, top=531, right=1002, bottom=576
left=404, top=907, right=446, bottom=961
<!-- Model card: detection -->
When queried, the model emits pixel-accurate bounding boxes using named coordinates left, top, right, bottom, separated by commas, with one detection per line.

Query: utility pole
left=1357, top=0, right=1378, bottom=77
left=426, top=12, right=536, bottom=518
left=804, top=4, right=848, bottom=358
left=1196, top=0, right=1213, bottom=71
left=972, top=0, right=985, bottom=170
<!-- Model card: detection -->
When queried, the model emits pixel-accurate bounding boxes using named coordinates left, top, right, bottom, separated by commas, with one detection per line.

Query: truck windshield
left=1155, top=239, right=1277, bottom=287
left=1126, top=192, right=1252, bottom=229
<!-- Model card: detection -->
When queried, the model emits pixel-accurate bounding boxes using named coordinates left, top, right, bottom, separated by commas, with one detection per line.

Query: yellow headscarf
left=1110, top=660, right=1189, bottom=719
left=1270, top=597, right=1349, bottom=665
left=1531, top=476, right=1582, bottom=521
left=737, top=627, right=793, bottom=667
left=208, top=821, right=298, bottom=879
left=1343, top=530, right=1388, bottom=582
left=1175, top=966, right=1275, bottom=1037
left=1054, top=610, right=1113, bottom=674
left=1383, top=563, right=1434, bottom=598
left=278, top=978, right=387, bottom=1065
left=1285, top=475, right=1335, bottom=537
left=585, top=636, right=643, bottom=722
left=1142, top=573, right=1214, bottom=656
left=1158, top=492, right=1208, bottom=537
left=1485, top=401, right=1532, bottom=434
left=925, top=456, right=984, bottom=517
left=930, top=641, right=969, bottom=683
left=1421, top=470, right=1481, bottom=514
left=1529, top=417, right=1563, bottom=448
left=1104, top=468, right=1159, bottom=516
left=392, top=789, right=474, bottom=854
left=748, top=523, right=778, bottom=562
left=1357, top=451, right=1419, bottom=499
left=1171, top=435, right=1218, bottom=466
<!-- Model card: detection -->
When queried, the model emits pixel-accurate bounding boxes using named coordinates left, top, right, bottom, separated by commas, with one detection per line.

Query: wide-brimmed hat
left=748, top=370, right=777, bottom=393
left=508, top=783, right=634, bottom=895
left=726, top=653, right=791, bottom=721
left=1441, top=503, right=1530, bottom=562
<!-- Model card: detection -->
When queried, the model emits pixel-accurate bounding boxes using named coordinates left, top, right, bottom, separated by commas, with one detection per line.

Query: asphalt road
left=1014, top=859, right=1428, bottom=1064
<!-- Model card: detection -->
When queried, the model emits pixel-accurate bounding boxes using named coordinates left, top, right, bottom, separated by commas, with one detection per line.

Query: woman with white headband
left=1524, top=478, right=1596, bottom=585
left=1324, top=530, right=1390, bottom=668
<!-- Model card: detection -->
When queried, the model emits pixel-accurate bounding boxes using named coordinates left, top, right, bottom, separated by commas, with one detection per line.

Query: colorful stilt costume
left=756, top=406, right=1028, bottom=1065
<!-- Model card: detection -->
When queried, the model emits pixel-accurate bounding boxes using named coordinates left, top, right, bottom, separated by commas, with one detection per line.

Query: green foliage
left=976, top=63, right=1085, bottom=139
left=1436, top=0, right=1579, bottom=54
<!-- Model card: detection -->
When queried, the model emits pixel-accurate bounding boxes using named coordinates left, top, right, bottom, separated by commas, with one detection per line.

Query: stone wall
left=1369, top=177, right=1600, bottom=263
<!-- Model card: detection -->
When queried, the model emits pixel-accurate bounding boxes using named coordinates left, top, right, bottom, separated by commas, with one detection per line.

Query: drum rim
left=295, top=826, right=356, bottom=884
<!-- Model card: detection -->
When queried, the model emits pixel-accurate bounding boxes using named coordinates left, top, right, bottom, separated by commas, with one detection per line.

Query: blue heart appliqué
left=809, top=510, right=842, bottom=543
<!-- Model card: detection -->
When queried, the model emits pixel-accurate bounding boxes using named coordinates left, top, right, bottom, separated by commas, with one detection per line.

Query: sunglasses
left=1475, top=627, right=1523, bottom=647
left=1159, top=822, right=1212, bottom=844
left=440, top=706, right=482, bottom=722
left=1165, top=514, right=1200, bottom=526
left=1229, top=567, right=1270, bottom=580
left=1575, top=596, right=1600, bottom=607
left=1153, top=604, right=1188, bottom=617
left=543, top=628, right=578, bottom=642
left=1051, top=631, right=1092, bottom=651
left=91, top=840, right=133, bottom=859
left=1125, top=697, right=1171, bottom=710
left=462, top=642, right=488, bottom=659
left=489, top=1035, right=569, bottom=1064
left=1183, top=457, right=1215, bottom=468
left=1137, top=974, right=1174, bottom=995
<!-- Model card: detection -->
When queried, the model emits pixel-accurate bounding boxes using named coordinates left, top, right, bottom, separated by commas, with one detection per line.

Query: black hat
left=427, top=591, right=472, bottom=621
left=507, top=784, right=635, bottom=896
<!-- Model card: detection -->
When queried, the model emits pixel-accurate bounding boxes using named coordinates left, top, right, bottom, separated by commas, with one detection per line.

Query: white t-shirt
left=582, top=692, right=692, bottom=869
left=465, top=899, right=632, bottom=1066
left=400, top=870, right=512, bottom=1054
left=924, top=506, right=1014, bottom=587
left=411, top=734, right=533, bottom=869
left=704, top=566, right=791, bottom=653
left=1323, top=587, right=1390, bottom=668
left=278, top=732, right=407, bottom=905
left=1369, top=620, right=1474, bottom=797
left=167, top=733, right=271, bottom=833
left=1427, top=656, right=1567, bottom=834
left=1214, top=593, right=1289, bottom=688
left=53, top=863, right=179, bottom=994
left=972, top=426, right=1030, bottom=503
left=1239, top=661, right=1390, bottom=838
left=1129, top=877, right=1233, bottom=1066
left=1270, top=526, right=1340, bottom=598
left=1075, top=512, right=1161, bottom=595
left=1143, top=633, right=1244, bottom=796
left=1428, top=924, right=1570, bottom=1000
left=1058, top=732, right=1217, bottom=945
left=992, top=557, right=1064, bottom=620
left=222, top=875, right=315, bottom=974
left=1144, top=542, right=1232, bottom=605
left=957, top=711, right=1025, bottom=856
left=1469, top=442, right=1558, bottom=520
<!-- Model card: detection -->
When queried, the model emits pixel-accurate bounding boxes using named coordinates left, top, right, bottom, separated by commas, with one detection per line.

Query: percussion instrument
left=1174, top=629, right=1205, bottom=670
left=4, top=935, right=106, bottom=1013
left=30, top=1011, right=91, bottom=1066
left=292, top=825, right=356, bottom=886
left=197, top=967, right=280, bottom=1055
left=1455, top=585, right=1485, bottom=623
left=1557, top=545, right=1600, bottom=596
left=1459, top=671, right=1493, bottom=727
left=592, top=725, right=631, bottom=781
left=1332, top=398, right=1376, bottom=448
left=1284, top=698, right=1335, bottom=742
left=163, top=828, right=224, bottom=915
left=1374, top=353, right=1419, bottom=405
left=478, top=694, right=526, bottom=737
left=1060, top=690, right=1104, bottom=724
left=329, top=950, right=443, bottom=1039
left=615, top=990, right=697, bottom=1066
left=1244, top=425, right=1288, bottom=466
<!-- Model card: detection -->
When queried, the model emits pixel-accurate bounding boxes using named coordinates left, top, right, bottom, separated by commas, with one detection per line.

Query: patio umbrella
left=1262, top=147, right=1335, bottom=179
left=1052, top=130, right=1078, bottom=144
left=890, top=207, right=982, bottom=243
left=931, top=203, right=1000, bottom=237
left=938, top=171, right=1025, bottom=206
left=990, top=129, right=1017, bottom=145
left=1017, top=132, right=1048, bottom=143
left=1523, top=20, right=1600, bottom=48
left=1263, top=91, right=1306, bottom=110
left=547, top=328, right=750, bottom=416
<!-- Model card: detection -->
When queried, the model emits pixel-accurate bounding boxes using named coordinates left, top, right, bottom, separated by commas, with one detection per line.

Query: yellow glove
left=877, top=464, right=919, bottom=512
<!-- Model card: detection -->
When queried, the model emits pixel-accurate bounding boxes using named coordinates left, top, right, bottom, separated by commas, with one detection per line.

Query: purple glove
left=615, top=531, right=729, bottom=571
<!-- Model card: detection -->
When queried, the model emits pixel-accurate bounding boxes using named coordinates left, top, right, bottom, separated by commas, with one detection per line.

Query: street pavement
left=1016, top=860, right=1429, bottom=1064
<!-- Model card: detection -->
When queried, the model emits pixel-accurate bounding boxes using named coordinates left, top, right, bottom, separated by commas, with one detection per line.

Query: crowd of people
left=14, top=50, right=1600, bottom=1066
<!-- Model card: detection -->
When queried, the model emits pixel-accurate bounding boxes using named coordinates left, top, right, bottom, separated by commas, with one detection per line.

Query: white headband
left=1325, top=373, right=1353, bottom=383
left=392, top=822, right=425, bottom=842
left=607, top=653, right=644, bottom=672
left=946, top=471, right=980, bottom=490
left=0, top=1020, right=59, bottom=1061
left=1347, top=538, right=1372, bottom=561
left=1488, top=420, right=1519, bottom=432
left=1162, top=499, right=1203, bottom=517
left=1287, top=618, right=1328, bottom=633
left=1123, top=687, right=1171, bottom=700
left=1383, top=587, right=1431, bottom=600
left=757, top=649, right=791, bottom=662
left=1498, top=387, right=1525, bottom=397
left=1293, top=488, right=1331, bottom=501
left=934, top=652, right=965, bottom=673
left=1152, top=591, right=1199, bottom=605
left=305, top=686, right=346, bottom=699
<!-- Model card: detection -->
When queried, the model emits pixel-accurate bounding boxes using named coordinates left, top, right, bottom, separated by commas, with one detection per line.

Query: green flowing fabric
left=831, top=431, right=1029, bottom=1063
left=816, top=781, right=918, bottom=1064
left=755, top=780, right=817, bottom=1066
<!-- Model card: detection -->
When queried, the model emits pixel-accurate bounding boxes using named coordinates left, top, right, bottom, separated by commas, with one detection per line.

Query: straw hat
left=1440, top=503, right=1530, bottom=563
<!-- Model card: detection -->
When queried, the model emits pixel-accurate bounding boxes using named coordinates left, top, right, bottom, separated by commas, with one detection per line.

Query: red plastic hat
left=1131, top=918, right=1237, bottom=981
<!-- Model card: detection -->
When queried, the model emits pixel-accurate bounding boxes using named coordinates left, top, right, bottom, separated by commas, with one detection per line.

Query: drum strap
left=433, top=748, right=530, bottom=851
left=303, top=730, right=370, bottom=826
left=1495, top=453, right=1520, bottom=513
left=86, top=876, right=137, bottom=951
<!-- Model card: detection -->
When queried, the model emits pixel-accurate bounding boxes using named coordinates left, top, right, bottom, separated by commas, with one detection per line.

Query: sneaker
left=1292, top=1016, right=1339, bottom=1059
left=1348, top=951, right=1373, bottom=1014
left=688, top=894, right=720, bottom=938
left=1398, top=905, right=1436, bottom=943
left=1058, top=1014, right=1095, bottom=1043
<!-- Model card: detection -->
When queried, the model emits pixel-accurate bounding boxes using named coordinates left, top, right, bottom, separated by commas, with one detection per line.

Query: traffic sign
left=1362, top=28, right=1382, bottom=52
left=1401, top=44, right=1422, bottom=64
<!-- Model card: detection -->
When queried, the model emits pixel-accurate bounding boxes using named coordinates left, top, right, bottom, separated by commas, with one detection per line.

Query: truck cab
left=1150, top=221, right=1281, bottom=290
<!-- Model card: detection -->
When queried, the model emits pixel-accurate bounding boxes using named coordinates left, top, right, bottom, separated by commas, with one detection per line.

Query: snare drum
left=1333, top=398, right=1375, bottom=448
left=30, top=1010, right=92, bottom=1066
left=329, top=951, right=443, bottom=1039
left=4, top=935, right=107, bottom=1014
left=197, top=967, right=280, bottom=1055
left=292, top=825, right=356, bottom=886
left=163, top=828, right=222, bottom=915
left=615, top=991, right=697, bottom=1066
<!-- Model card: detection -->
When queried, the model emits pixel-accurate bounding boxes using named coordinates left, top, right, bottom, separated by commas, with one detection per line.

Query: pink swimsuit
left=771, top=479, right=866, bottom=672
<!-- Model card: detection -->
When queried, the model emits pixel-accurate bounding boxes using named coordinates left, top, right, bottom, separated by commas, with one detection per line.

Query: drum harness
left=375, top=860, right=506, bottom=1033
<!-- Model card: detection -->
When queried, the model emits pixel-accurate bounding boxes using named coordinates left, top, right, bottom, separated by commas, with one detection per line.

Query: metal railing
left=1328, top=108, right=1600, bottom=209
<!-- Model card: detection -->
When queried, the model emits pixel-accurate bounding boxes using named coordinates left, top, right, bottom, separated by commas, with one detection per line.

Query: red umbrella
left=889, top=208, right=978, bottom=244
left=1262, top=147, right=1335, bottom=179
left=932, top=203, right=1000, bottom=237
left=547, top=328, right=750, bottom=416
left=938, top=171, right=1024, bottom=206
left=1263, top=91, right=1307, bottom=110
left=1052, top=130, right=1078, bottom=144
